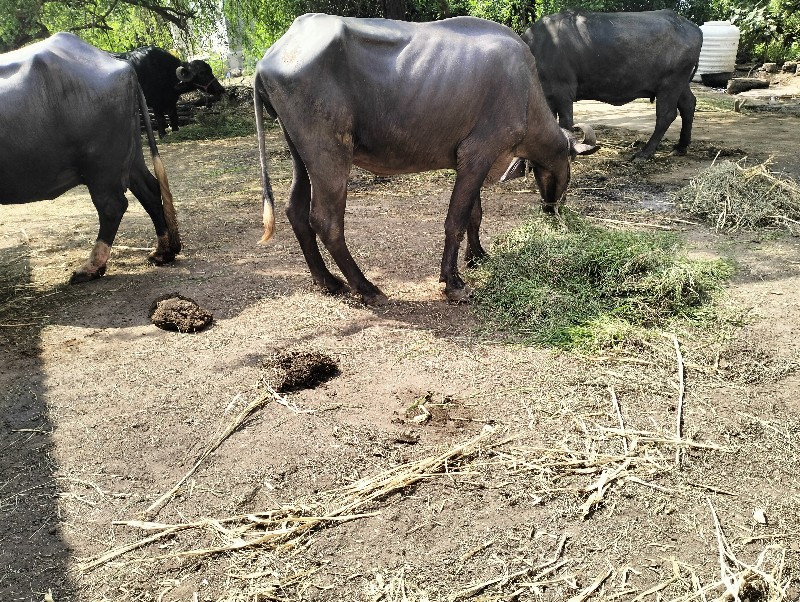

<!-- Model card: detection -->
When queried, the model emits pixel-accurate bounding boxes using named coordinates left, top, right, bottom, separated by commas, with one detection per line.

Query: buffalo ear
left=176, top=64, right=192, bottom=82
left=499, top=158, right=527, bottom=182
left=573, top=143, right=600, bottom=156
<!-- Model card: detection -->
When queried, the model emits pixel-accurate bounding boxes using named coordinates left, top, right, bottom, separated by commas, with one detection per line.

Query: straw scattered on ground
left=675, top=157, right=800, bottom=233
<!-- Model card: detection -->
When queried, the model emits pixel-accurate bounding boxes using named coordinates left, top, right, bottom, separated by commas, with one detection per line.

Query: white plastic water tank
left=694, top=21, right=740, bottom=81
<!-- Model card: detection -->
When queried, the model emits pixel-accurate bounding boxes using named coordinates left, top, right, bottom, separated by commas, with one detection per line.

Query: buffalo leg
left=70, top=185, right=128, bottom=284
left=168, top=106, right=180, bottom=133
left=441, top=164, right=489, bottom=302
left=283, top=138, right=348, bottom=296
left=635, top=92, right=680, bottom=160
left=307, top=171, right=387, bottom=305
left=129, top=154, right=178, bottom=265
left=464, top=195, right=487, bottom=268
left=672, top=87, right=696, bottom=155
left=153, top=106, right=168, bottom=138
left=555, top=98, right=574, bottom=130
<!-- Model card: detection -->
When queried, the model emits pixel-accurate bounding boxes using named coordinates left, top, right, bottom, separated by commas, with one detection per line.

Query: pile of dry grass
left=75, top=419, right=792, bottom=602
left=675, top=158, right=800, bottom=233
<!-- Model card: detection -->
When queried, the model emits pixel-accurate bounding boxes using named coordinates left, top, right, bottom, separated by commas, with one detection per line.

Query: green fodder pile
left=469, top=211, right=732, bottom=349
left=674, top=158, right=800, bottom=233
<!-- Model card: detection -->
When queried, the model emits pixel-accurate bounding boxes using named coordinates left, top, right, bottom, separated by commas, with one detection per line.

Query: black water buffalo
left=254, top=14, right=597, bottom=304
left=115, top=47, right=225, bottom=137
left=522, top=9, right=702, bottom=160
left=0, top=32, right=181, bottom=282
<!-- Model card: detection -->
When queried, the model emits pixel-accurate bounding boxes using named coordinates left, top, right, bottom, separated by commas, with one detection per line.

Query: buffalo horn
left=573, top=123, right=597, bottom=146
left=176, top=65, right=192, bottom=82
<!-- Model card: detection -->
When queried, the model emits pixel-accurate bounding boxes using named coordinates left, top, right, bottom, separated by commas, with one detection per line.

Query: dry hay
left=149, top=293, right=214, bottom=332
left=264, top=349, right=340, bottom=392
left=674, top=158, right=800, bottom=233
left=75, top=417, right=791, bottom=601
left=73, top=337, right=793, bottom=601
left=717, top=338, right=799, bottom=384
left=77, top=426, right=500, bottom=573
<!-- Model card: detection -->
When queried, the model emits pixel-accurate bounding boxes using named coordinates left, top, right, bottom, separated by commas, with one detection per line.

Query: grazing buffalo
left=522, top=9, right=702, bottom=160
left=115, top=47, right=225, bottom=137
left=0, top=32, right=181, bottom=283
left=254, top=14, right=597, bottom=304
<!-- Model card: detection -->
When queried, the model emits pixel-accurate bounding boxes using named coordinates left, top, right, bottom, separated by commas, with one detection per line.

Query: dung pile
left=149, top=293, right=213, bottom=332
left=264, top=350, right=339, bottom=392
left=675, top=158, right=800, bottom=232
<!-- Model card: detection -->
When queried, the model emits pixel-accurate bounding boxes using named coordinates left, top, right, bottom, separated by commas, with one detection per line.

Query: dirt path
left=576, top=86, right=800, bottom=176
left=1, top=97, right=799, bottom=602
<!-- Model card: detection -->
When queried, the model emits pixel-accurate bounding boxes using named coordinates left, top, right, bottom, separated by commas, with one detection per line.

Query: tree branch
left=119, top=0, right=195, bottom=29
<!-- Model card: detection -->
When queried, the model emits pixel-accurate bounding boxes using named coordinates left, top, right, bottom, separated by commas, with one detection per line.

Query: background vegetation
left=1, top=0, right=797, bottom=67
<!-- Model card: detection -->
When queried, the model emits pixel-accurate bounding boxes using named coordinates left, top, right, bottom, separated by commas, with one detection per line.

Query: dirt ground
left=1, top=85, right=799, bottom=602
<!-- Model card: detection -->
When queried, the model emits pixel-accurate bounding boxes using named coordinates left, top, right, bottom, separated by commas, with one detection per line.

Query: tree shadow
left=0, top=244, right=74, bottom=600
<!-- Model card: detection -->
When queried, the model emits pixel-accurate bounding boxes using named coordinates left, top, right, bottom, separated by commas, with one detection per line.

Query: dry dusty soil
left=1, top=86, right=799, bottom=602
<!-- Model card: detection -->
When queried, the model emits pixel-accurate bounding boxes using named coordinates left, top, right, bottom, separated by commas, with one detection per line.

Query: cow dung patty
left=265, top=350, right=339, bottom=392
left=149, top=293, right=213, bottom=333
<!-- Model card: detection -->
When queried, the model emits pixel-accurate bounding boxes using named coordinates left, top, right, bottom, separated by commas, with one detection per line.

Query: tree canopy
left=1, top=0, right=797, bottom=64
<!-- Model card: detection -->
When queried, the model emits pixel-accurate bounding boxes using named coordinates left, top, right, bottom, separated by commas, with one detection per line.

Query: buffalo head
left=501, top=123, right=598, bottom=214
left=175, top=60, right=226, bottom=96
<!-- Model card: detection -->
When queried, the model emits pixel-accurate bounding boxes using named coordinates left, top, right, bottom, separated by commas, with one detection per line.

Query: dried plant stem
left=566, top=568, right=613, bottom=602
left=608, top=386, right=628, bottom=455
left=580, top=458, right=632, bottom=518
left=81, top=427, right=498, bottom=573
left=630, top=578, right=676, bottom=601
left=144, top=389, right=276, bottom=519
left=588, top=216, right=675, bottom=230
left=667, top=333, right=686, bottom=468
left=77, top=525, right=184, bottom=572
left=450, top=532, right=569, bottom=601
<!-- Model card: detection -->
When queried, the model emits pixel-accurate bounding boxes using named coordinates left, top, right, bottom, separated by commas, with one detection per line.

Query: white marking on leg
left=75, top=241, right=112, bottom=277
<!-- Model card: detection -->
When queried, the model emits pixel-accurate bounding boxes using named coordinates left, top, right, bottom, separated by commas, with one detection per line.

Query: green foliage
left=4, top=0, right=797, bottom=87
left=469, top=210, right=732, bottom=349
left=713, top=0, right=800, bottom=62
left=224, top=0, right=385, bottom=62
left=1, top=0, right=219, bottom=54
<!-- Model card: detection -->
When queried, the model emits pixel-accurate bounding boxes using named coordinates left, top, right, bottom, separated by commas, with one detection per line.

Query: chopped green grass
left=469, top=210, right=733, bottom=349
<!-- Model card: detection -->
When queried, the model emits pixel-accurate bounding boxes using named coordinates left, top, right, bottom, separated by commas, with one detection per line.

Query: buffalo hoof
left=444, top=285, right=471, bottom=304
left=148, top=250, right=176, bottom=266
left=316, top=275, right=349, bottom=296
left=69, top=266, right=105, bottom=284
left=362, top=291, right=389, bottom=306
left=631, top=153, right=650, bottom=163
left=670, top=146, right=688, bottom=157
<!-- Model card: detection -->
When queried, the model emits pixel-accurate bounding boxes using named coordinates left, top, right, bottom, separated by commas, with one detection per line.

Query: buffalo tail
left=254, top=77, right=276, bottom=244
left=137, top=85, right=181, bottom=252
